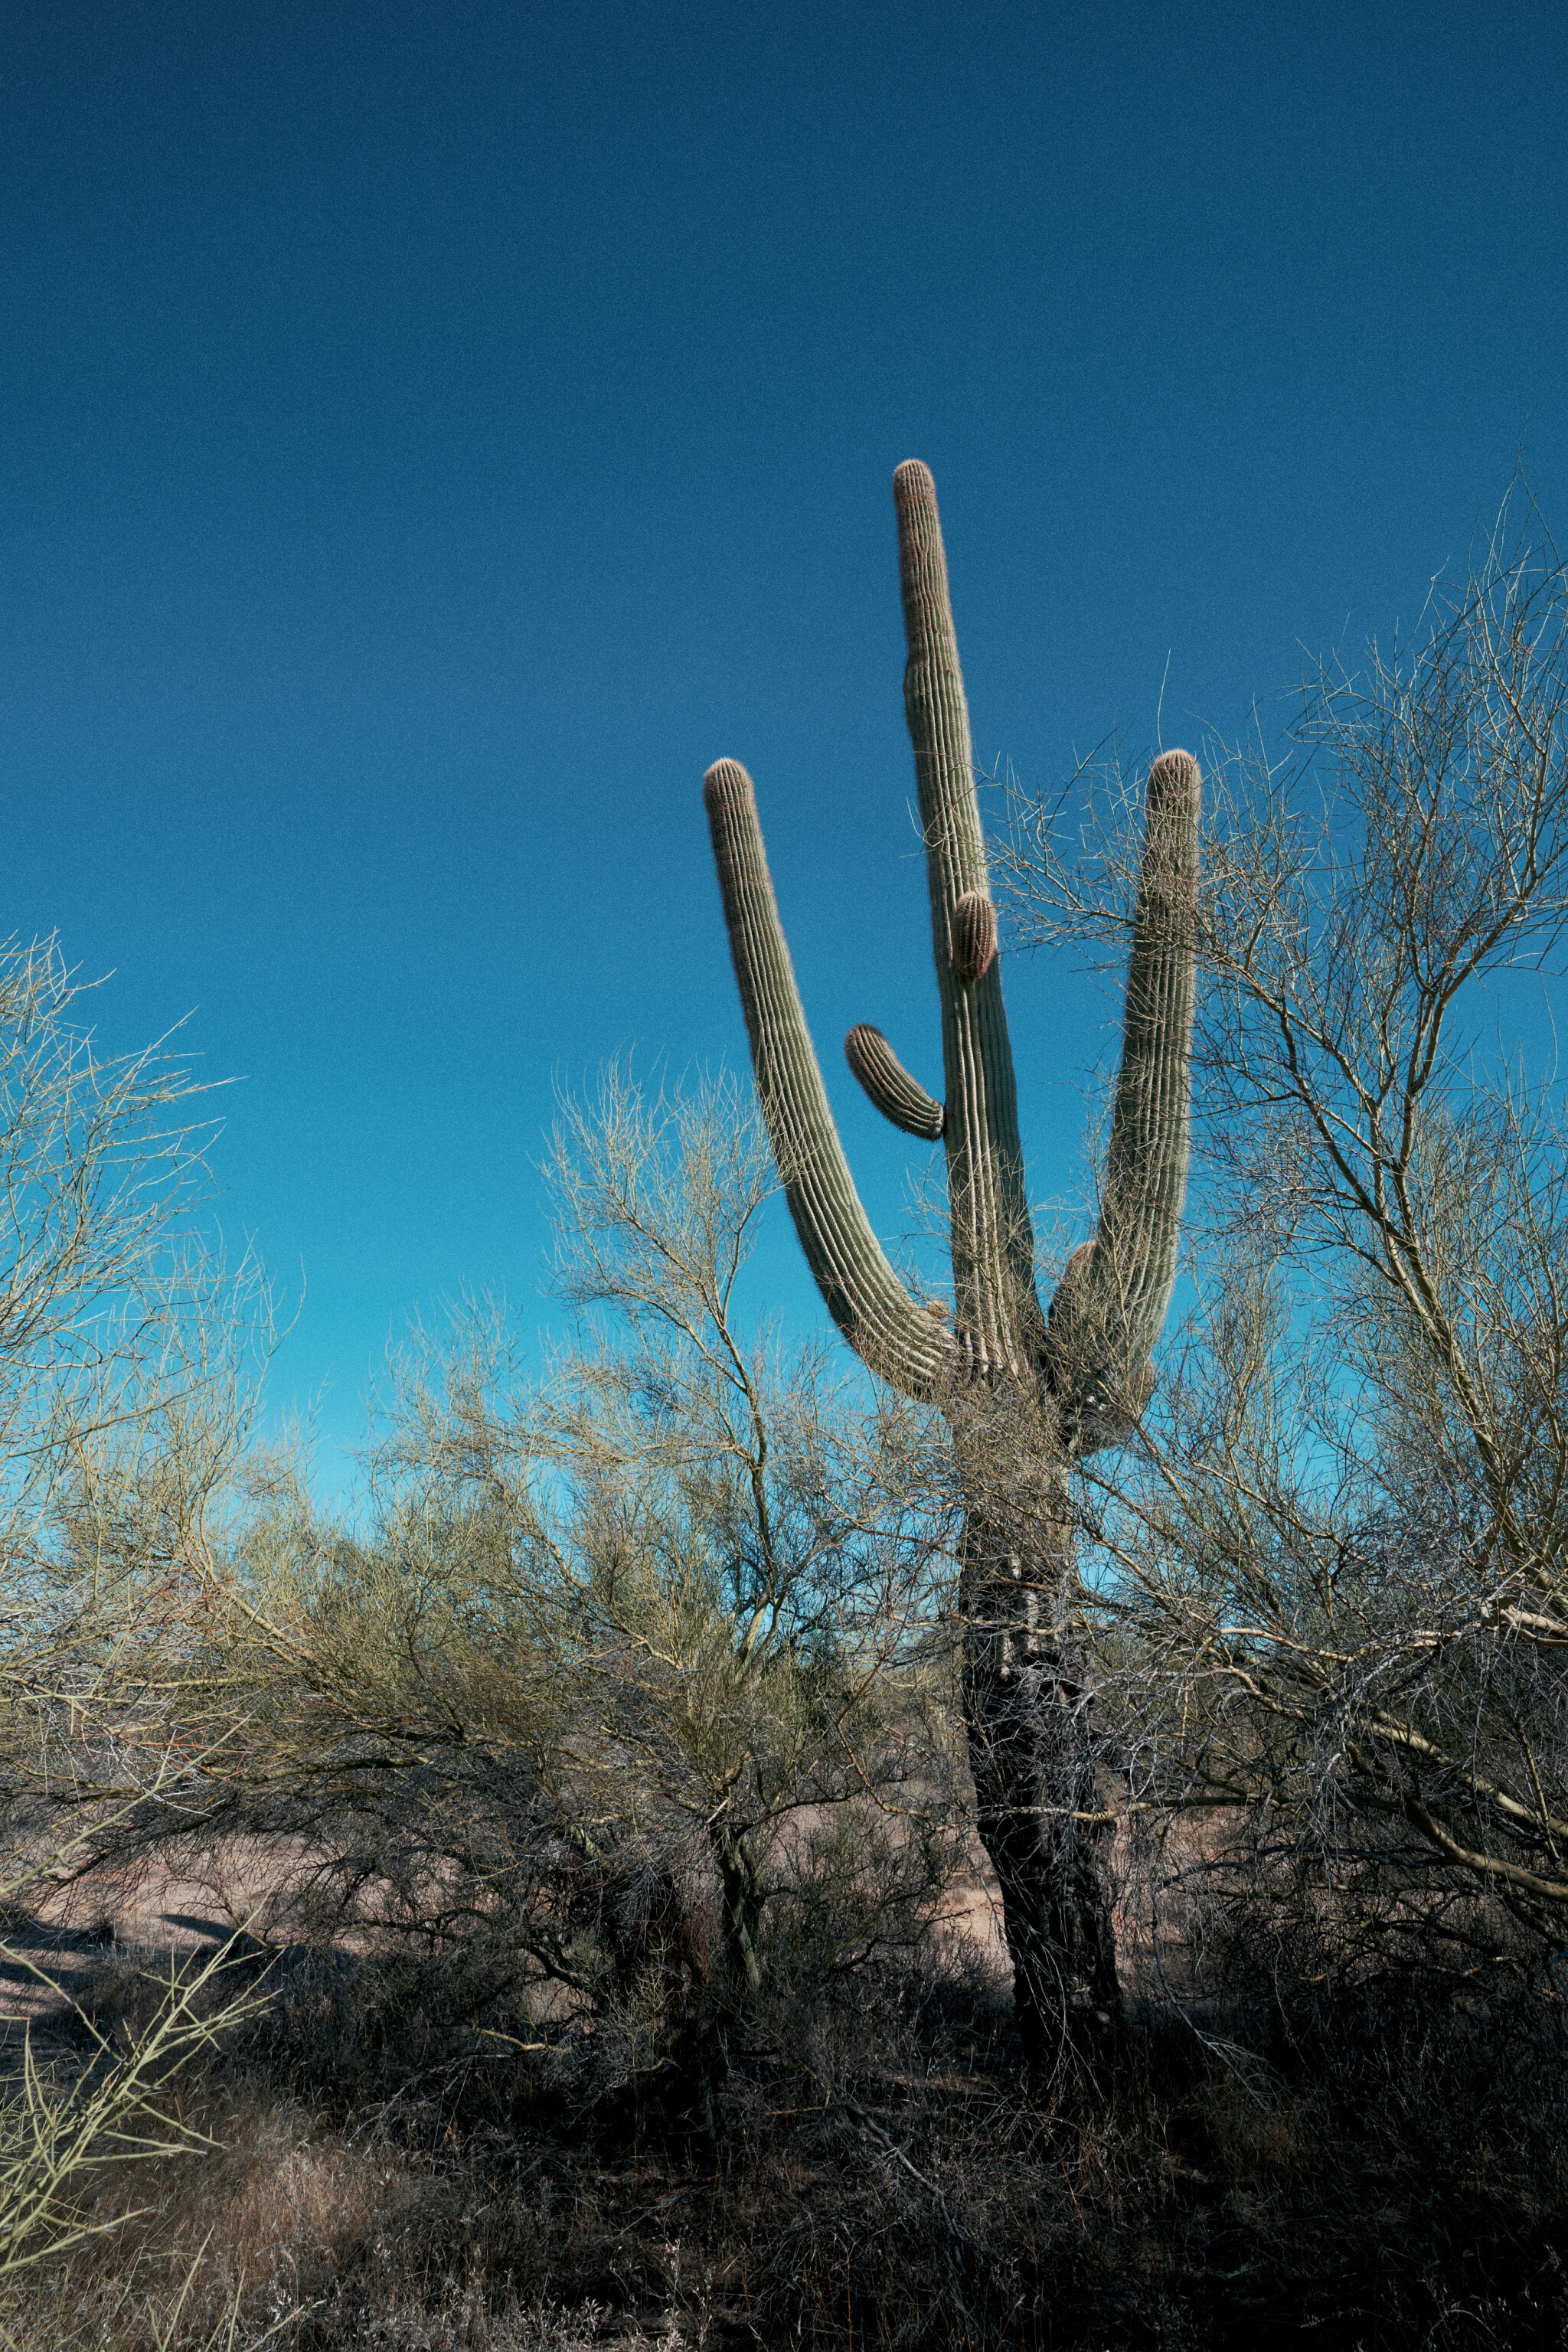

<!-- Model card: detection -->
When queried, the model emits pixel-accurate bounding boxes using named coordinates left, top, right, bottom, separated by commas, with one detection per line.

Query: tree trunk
left=714, top=1821, right=766, bottom=2000
left=959, top=1506, right=1121, bottom=2062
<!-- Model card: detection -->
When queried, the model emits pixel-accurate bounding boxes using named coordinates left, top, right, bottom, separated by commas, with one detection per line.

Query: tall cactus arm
left=1046, top=748, right=1200, bottom=1436
left=844, top=1024, right=945, bottom=1139
left=893, top=461, right=1045, bottom=1377
left=703, top=758, right=953, bottom=1397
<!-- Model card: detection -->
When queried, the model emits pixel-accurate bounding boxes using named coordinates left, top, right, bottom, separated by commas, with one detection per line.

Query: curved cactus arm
left=703, top=758, right=953, bottom=1397
left=844, top=1024, right=945, bottom=1140
left=1047, top=749, right=1200, bottom=1438
left=893, top=461, right=1046, bottom=1379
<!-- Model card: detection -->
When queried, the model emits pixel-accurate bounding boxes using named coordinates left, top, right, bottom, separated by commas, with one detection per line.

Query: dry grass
left=6, top=1828, right=1568, bottom=2350
left=4, top=2057, right=671, bottom=2349
left=4, top=1922, right=1567, bottom=2350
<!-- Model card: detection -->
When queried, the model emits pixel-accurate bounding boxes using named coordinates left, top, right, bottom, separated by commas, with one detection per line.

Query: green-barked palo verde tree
left=702, top=461, right=1200, bottom=2060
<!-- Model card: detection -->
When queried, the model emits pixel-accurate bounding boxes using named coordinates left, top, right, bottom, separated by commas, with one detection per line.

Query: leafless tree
left=0, top=940, right=279, bottom=2318
left=0, top=936, right=215, bottom=1514
left=0, top=933, right=250, bottom=1825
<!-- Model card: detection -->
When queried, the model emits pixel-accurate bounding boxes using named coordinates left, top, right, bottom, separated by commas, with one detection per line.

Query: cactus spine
left=703, top=462, right=1199, bottom=2055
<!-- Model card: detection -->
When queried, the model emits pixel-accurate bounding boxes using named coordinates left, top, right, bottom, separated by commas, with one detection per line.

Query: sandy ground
left=0, top=1821, right=1017, bottom=2078
left=0, top=1837, right=324, bottom=2077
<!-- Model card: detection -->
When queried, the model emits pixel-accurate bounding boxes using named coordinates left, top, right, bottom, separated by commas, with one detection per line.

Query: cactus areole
left=703, top=462, right=1199, bottom=2056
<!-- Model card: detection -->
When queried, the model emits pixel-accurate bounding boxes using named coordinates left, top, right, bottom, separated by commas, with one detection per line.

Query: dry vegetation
left=9, top=504, right=1568, bottom=2346
left=9, top=1867, right=1568, bottom=2350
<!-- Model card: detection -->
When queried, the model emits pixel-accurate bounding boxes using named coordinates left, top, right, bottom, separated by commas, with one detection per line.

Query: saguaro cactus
left=703, top=462, right=1199, bottom=2055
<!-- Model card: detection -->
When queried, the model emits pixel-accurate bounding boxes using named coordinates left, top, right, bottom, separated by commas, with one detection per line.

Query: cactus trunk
left=960, top=1500, right=1122, bottom=2054
left=703, top=465, right=1199, bottom=2063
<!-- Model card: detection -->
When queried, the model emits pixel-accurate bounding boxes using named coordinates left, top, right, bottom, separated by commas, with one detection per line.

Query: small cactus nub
left=949, top=890, right=998, bottom=982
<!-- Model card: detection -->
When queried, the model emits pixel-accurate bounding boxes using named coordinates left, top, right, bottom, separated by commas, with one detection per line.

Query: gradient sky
left=4, top=1, right=1566, bottom=1487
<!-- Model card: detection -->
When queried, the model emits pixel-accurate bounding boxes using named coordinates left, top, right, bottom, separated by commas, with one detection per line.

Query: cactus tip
left=1146, top=749, right=1200, bottom=813
left=703, top=758, right=754, bottom=814
left=1061, top=1239, right=1096, bottom=1286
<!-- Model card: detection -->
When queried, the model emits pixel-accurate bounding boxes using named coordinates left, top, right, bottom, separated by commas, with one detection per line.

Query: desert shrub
left=0, top=937, right=282, bottom=2344
left=1008, top=489, right=1568, bottom=2013
left=67, top=1074, right=969, bottom=2135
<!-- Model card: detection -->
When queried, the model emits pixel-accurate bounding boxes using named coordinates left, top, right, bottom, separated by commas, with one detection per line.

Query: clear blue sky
left=5, top=2, right=1566, bottom=1483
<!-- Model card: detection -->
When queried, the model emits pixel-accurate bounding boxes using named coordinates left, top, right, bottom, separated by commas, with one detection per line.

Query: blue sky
left=4, top=1, right=1566, bottom=1485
